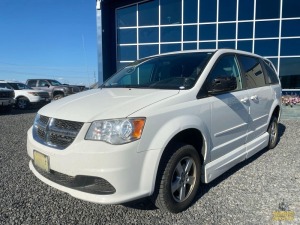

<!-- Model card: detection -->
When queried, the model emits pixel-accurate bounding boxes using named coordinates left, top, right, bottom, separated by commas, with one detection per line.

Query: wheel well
left=164, top=129, right=205, bottom=163
left=272, top=105, right=280, bottom=119
left=16, top=96, right=29, bottom=100
left=53, top=91, right=64, bottom=97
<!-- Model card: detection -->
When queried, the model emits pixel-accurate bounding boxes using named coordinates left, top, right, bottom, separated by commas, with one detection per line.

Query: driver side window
left=208, top=55, right=243, bottom=91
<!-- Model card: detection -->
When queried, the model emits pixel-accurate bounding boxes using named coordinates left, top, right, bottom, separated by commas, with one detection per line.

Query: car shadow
left=123, top=123, right=286, bottom=212
left=9, top=108, right=40, bottom=115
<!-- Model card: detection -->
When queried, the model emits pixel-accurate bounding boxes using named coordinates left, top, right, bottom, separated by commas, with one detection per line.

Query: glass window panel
left=218, top=23, right=236, bottom=40
left=199, top=24, right=216, bottom=40
left=117, top=46, right=137, bottom=61
left=117, top=29, right=137, bottom=44
left=139, top=28, right=159, bottom=43
left=161, top=0, right=181, bottom=25
left=183, top=26, right=197, bottom=41
left=200, top=0, right=217, bottom=22
left=183, top=43, right=198, bottom=50
left=282, top=20, right=300, bottom=37
left=116, top=5, right=137, bottom=27
left=238, top=0, right=254, bottom=20
left=138, top=0, right=159, bottom=26
left=199, top=42, right=216, bottom=49
left=256, top=0, right=280, bottom=19
left=238, top=22, right=253, bottom=39
left=238, top=55, right=266, bottom=88
left=255, top=21, right=279, bottom=38
left=160, top=44, right=181, bottom=54
left=139, top=45, right=159, bottom=58
left=280, top=57, right=300, bottom=89
left=219, top=0, right=236, bottom=21
left=254, top=39, right=278, bottom=56
left=218, top=41, right=236, bottom=49
left=282, top=0, right=300, bottom=18
left=281, top=39, right=300, bottom=56
left=161, top=26, right=181, bottom=42
left=184, top=0, right=198, bottom=23
left=237, top=41, right=253, bottom=52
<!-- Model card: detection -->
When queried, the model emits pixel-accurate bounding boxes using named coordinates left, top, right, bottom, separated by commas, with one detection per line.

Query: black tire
left=17, top=97, right=29, bottom=109
left=151, top=143, right=201, bottom=213
left=53, top=94, right=64, bottom=100
left=267, top=116, right=279, bottom=149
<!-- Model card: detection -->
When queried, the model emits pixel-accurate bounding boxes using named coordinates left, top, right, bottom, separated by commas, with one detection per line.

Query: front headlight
left=85, top=118, right=146, bottom=145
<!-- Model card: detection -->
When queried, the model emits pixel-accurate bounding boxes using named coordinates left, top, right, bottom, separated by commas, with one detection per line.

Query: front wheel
left=17, top=97, right=29, bottom=109
left=151, top=144, right=201, bottom=213
left=267, top=116, right=279, bottom=149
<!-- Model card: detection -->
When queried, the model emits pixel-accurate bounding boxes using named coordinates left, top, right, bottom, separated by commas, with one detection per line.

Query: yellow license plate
left=33, top=151, right=50, bottom=173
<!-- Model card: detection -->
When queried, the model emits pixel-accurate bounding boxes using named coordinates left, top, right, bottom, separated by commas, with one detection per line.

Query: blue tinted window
left=238, top=22, right=253, bottom=39
left=280, top=57, right=300, bottom=89
left=200, top=0, right=217, bottom=22
left=282, top=20, right=300, bottom=37
left=184, top=0, right=197, bottom=23
left=237, top=41, right=252, bottom=52
left=256, top=0, right=280, bottom=19
left=254, top=39, right=278, bottom=56
left=117, top=46, right=137, bottom=61
left=161, top=26, right=181, bottom=42
left=199, top=42, right=216, bottom=49
left=139, top=45, right=159, bottom=58
left=218, top=41, right=235, bottom=49
left=183, top=43, right=197, bottom=50
left=183, top=26, right=197, bottom=41
left=161, top=0, right=181, bottom=25
left=116, top=5, right=137, bottom=27
left=199, top=24, right=216, bottom=40
left=281, top=39, right=300, bottom=56
left=138, top=0, right=159, bottom=26
left=219, top=0, right=236, bottom=21
left=160, top=44, right=181, bottom=54
left=282, top=0, right=300, bottom=18
left=139, top=28, right=159, bottom=43
left=117, top=29, right=137, bottom=44
left=218, top=23, right=236, bottom=39
left=238, top=0, right=254, bottom=20
left=255, top=21, right=279, bottom=38
left=266, top=58, right=278, bottom=70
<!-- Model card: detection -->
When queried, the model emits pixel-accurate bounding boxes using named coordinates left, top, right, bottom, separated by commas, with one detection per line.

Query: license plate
left=33, top=151, right=50, bottom=173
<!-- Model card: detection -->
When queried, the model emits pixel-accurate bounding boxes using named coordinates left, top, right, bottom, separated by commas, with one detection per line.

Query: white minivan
left=27, top=49, right=281, bottom=213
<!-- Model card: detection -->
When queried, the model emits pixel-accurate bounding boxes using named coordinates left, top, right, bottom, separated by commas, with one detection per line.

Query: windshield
left=103, top=52, right=213, bottom=90
left=8, top=82, right=32, bottom=90
left=48, top=80, right=62, bottom=86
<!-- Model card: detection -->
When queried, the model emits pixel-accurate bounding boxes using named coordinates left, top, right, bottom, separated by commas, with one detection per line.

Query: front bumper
left=27, top=126, right=161, bottom=204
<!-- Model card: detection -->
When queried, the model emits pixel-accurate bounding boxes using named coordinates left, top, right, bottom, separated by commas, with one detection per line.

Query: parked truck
left=26, top=79, right=82, bottom=100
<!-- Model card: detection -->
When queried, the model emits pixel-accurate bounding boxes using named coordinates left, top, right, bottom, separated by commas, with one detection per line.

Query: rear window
left=262, top=60, right=280, bottom=85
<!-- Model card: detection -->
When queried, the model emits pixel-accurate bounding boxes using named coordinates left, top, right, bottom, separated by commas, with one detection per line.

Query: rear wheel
left=17, top=97, right=29, bottom=109
left=267, top=116, right=279, bottom=149
left=151, top=144, right=201, bottom=213
left=53, top=94, right=64, bottom=100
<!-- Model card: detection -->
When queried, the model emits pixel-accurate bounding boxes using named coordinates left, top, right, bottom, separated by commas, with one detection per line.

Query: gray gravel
left=0, top=109, right=299, bottom=225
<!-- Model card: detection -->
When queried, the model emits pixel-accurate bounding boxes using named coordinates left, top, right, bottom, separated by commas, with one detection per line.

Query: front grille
left=33, top=162, right=116, bottom=195
left=33, top=115, right=83, bottom=150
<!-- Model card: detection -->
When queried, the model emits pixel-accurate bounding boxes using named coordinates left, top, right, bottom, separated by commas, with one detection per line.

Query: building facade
left=96, top=0, right=300, bottom=91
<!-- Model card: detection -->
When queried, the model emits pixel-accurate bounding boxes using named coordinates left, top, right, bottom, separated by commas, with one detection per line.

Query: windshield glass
left=103, top=52, right=213, bottom=90
left=49, top=80, right=62, bottom=86
left=8, top=83, right=32, bottom=90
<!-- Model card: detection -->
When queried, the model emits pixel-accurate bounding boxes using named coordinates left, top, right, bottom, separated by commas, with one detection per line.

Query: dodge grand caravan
left=27, top=49, right=281, bottom=213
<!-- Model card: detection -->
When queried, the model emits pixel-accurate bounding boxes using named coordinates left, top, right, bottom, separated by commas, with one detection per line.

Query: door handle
left=250, top=95, right=258, bottom=100
left=240, top=97, right=249, bottom=103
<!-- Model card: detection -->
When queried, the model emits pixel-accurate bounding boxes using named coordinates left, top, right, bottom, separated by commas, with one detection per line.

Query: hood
left=38, top=88, right=179, bottom=122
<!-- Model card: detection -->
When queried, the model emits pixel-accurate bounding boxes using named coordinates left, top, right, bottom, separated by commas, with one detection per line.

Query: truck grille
left=33, top=114, right=83, bottom=150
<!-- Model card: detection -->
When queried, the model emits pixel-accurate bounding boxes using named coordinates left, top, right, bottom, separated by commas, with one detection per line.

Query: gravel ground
left=0, top=109, right=299, bottom=225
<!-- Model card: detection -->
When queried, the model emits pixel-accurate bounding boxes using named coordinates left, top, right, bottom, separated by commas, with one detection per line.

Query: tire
left=267, top=116, right=279, bottom=149
left=151, top=143, right=201, bottom=213
left=53, top=94, right=64, bottom=100
left=17, top=97, right=29, bottom=109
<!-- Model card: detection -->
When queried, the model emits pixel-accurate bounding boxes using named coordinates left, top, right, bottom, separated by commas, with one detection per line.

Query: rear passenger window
left=238, top=55, right=266, bottom=88
left=262, top=60, right=280, bottom=84
left=27, top=80, right=36, bottom=87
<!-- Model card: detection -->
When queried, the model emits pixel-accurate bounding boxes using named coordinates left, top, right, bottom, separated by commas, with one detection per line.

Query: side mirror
left=207, top=76, right=237, bottom=95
